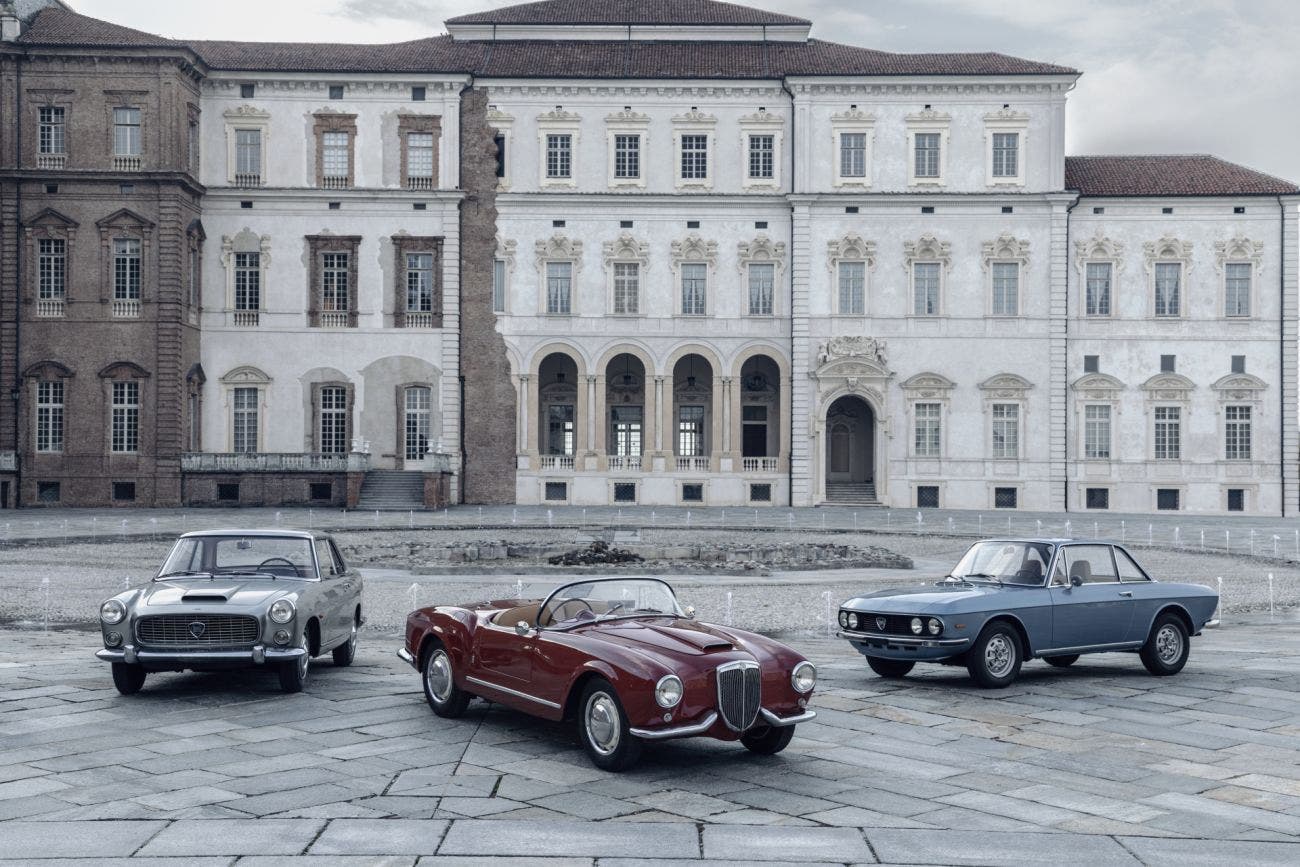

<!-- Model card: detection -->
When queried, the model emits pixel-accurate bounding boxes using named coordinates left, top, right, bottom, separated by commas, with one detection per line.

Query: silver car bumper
left=630, top=711, right=718, bottom=740
left=837, top=629, right=971, bottom=649
left=396, top=647, right=416, bottom=667
left=759, top=707, right=817, bottom=727
left=96, top=644, right=306, bottom=665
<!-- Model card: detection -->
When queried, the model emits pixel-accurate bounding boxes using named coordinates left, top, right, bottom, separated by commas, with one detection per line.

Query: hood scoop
left=180, top=587, right=239, bottom=603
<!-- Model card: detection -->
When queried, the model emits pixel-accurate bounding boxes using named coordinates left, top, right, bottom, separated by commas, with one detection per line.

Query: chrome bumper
left=397, top=647, right=416, bottom=667
left=1204, top=619, right=1221, bottom=629
left=759, top=707, right=817, bottom=727
left=630, top=711, right=718, bottom=740
left=837, top=629, right=971, bottom=649
left=96, top=644, right=305, bottom=665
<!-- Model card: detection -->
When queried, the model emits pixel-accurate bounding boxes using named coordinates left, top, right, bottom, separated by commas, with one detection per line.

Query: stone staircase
left=356, top=470, right=425, bottom=511
left=824, top=482, right=880, bottom=506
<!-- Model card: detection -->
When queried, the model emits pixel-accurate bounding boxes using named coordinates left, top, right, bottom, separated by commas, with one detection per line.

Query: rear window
left=1115, top=548, right=1150, bottom=582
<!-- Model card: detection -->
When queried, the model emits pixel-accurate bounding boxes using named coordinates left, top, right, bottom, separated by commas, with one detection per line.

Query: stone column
left=517, top=374, right=532, bottom=460
left=586, top=374, right=602, bottom=470
left=657, top=375, right=673, bottom=472
left=720, top=376, right=735, bottom=472
left=644, top=376, right=659, bottom=468
left=710, top=375, right=725, bottom=472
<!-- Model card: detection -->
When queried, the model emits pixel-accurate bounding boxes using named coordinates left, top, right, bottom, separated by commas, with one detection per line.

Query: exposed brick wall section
left=423, top=471, right=451, bottom=509
left=458, top=87, right=516, bottom=504
left=183, top=472, right=348, bottom=507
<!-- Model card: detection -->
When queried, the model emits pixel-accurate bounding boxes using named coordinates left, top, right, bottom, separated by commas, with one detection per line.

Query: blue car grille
left=136, top=614, right=260, bottom=648
left=851, top=613, right=915, bottom=636
left=716, top=661, right=761, bottom=732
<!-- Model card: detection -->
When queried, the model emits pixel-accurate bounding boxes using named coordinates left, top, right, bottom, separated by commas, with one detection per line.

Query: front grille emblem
left=188, top=621, right=206, bottom=639
left=876, top=616, right=887, bottom=631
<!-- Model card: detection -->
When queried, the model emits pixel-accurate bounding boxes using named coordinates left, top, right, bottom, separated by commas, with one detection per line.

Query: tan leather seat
left=492, top=603, right=542, bottom=627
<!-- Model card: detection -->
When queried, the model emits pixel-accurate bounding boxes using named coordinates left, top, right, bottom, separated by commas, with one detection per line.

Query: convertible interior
left=490, top=598, right=640, bottom=628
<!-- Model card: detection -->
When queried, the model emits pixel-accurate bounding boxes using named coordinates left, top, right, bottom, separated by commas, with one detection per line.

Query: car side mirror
left=684, top=606, right=696, bottom=618
left=1070, top=575, right=1083, bottom=588
left=514, top=621, right=531, bottom=637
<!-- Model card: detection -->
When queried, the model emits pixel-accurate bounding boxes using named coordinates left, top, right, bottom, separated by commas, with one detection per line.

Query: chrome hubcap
left=984, top=634, right=1015, bottom=678
left=426, top=650, right=453, bottom=702
left=585, top=692, right=620, bottom=756
left=298, top=637, right=310, bottom=679
left=348, top=622, right=357, bottom=649
left=1155, top=625, right=1183, bottom=663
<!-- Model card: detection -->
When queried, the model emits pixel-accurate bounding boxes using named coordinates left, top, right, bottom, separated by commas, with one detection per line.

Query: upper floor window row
left=33, top=104, right=143, bottom=171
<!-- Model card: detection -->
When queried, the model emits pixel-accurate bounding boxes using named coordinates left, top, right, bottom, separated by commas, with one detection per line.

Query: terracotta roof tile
left=446, top=0, right=810, bottom=26
left=19, top=6, right=182, bottom=48
left=1066, top=155, right=1299, bottom=197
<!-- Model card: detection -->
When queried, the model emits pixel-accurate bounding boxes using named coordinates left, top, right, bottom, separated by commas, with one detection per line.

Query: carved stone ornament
left=1214, top=236, right=1264, bottom=276
left=673, top=108, right=716, bottom=125
left=981, top=233, right=1030, bottom=271
left=495, top=234, right=517, bottom=271
left=819, top=336, right=887, bottom=368
left=220, top=365, right=271, bottom=385
left=537, top=107, right=581, bottom=123
left=1143, top=235, right=1194, bottom=275
left=1140, top=373, right=1195, bottom=401
left=486, top=107, right=514, bottom=125
left=983, top=107, right=1030, bottom=124
left=903, top=234, right=952, bottom=274
left=831, top=107, right=875, bottom=124
left=602, top=233, right=650, bottom=269
left=1074, top=231, right=1125, bottom=273
left=901, top=372, right=956, bottom=397
left=979, top=373, right=1033, bottom=399
left=222, top=228, right=271, bottom=262
left=671, top=234, right=718, bottom=269
left=827, top=233, right=877, bottom=273
left=736, top=235, right=786, bottom=274
left=906, top=107, right=951, bottom=124
left=739, top=108, right=783, bottom=126
left=606, top=108, right=649, bottom=125
left=1211, top=373, right=1267, bottom=402
left=535, top=234, right=583, bottom=272
left=223, top=105, right=270, bottom=120
left=1072, top=373, right=1124, bottom=400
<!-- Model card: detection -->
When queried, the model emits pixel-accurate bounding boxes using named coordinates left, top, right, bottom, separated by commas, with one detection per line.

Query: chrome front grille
left=136, top=614, right=260, bottom=648
left=716, top=661, right=761, bottom=732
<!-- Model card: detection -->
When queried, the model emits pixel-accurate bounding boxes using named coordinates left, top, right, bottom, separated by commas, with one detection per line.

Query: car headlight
left=269, top=599, right=296, bottom=624
left=792, top=661, right=816, bottom=694
left=847, top=612, right=859, bottom=629
left=838, top=611, right=848, bottom=628
left=100, top=599, right=126, bottom=625
left=655, top=675, right=683, bottom=708
left=928, top=618, right=942, bottom=636
left=911, top=617, right=923, bottom=635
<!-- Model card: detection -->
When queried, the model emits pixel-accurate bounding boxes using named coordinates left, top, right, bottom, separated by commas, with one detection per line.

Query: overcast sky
left=74, top=0, right=1300, bottom=183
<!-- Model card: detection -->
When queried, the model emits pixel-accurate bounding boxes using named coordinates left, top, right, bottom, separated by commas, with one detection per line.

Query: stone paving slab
left=0, top=819, right=167, bottom=859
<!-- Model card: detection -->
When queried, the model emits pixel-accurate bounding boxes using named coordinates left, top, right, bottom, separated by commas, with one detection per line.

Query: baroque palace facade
left=1, top=0, right=1297, bottom=514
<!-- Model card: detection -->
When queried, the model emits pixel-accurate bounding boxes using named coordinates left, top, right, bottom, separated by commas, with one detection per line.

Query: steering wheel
left=548, top=597, right=594, bottom=624
left=257, top=557, right=297, bottom=571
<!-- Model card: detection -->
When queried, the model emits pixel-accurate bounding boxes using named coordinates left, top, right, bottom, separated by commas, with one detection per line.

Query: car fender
left=1136, top=601, right=1196, bottom=641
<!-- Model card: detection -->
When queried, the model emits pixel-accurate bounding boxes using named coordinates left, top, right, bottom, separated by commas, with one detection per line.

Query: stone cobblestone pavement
left=1, top=618, right=1298, bottom=865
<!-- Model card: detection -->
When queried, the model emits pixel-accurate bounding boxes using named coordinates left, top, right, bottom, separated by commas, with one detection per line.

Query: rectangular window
left=38, top=481, right=61, bottom=503
left=1232, top=355, right=1246, bottom=374
left=310, top=482, right=333, bottom=500
left=39, top=106, right=66, bottom=154
left=613, top=262, right=639, bottom=315
left=493, top=133, right=506, bottom=179
left=991, top=132, right=1018, bottom=178
left=991, top=262, right=1019, bottom=316
left=1154, top=406, right=1181, bottom=460
left=38, top=239, right=66, bottom=301
left=234, top=252, right=261, bottom=311
left=1084, top=405, right=1111, bottom=459
left=406, top=253, right=434, bottom=314
left=36, top=381, right=64, bottom=453
left=610, top=406, right=643, bottom=456
left=546, top=261, right=572, bottom=314
left=1225, top=405, right=1251, bottom=460
left=544, top=481, right=568, bottom=501
left=613, top=482, right=637, bottom=503
left=840, top=132, right=866, bottom=178
left=678, top=405, right=705, bottom=456
left=217, top=482, right=240, bottom=502
left=1085, top=487, right=1110, bottom=510
left=112, top=481, right=136, bottom=502
left=914, top=132, right=940, bottom=178
left=547, top=404, right=574, bottom=455
left=913, top=262, right=940, bottom=315
left=1154, top=262, right=1181, bottom=317
left=1227, top=489, right=1245, bottom=512
left=404, top=386, right=431, bottom=461
left=232, top=387, right=258, bottom=453
left=1084, top=355, right=1099, bottom=374
left=321, top=252, right=350, bottom=313
left=235, top=128, right=261, bottom=178
left=681, top=134, right=708, bottom=180
left=319, top=386, right=348, bottom=454
left=1161, top=354, right=1176, bottom=373
left=916, top=485, right=940, bottom=508
left=1085, top=262, right=1112, bottom=316
left=492, top=258, right=506, bottom=312
left=321, top=131, right=349, bottom=183
left=994, top=487, right=1018, bottom=509
left=748, top=263, right=774, bottom=316
left=1157, top=488, right=1180, bottom=511
left=682, top=483, right=704, bottom=503
left=113, top=108, right=141, bottom=156
left=914, top=402, right=941, bottom=457
left=545, top=133, right=572, bottom=179
left=113, top=239, right=142, bottom=300
left=749, top=483, right=772, bottom=502
left=1225, top=262, right=1251, bottom=317
left=991, top=403, right=1019, bottom=459
left=681, top=263, right=707, bottom=315
left=111, top=381, right=140, bottom=453
left=614, top=134, right=640, bottom=179
left=407, top=132, right=435, bottom=182
left=838, top=261, right=865, bottom=315
left=748, top=134, right=774, bottom=180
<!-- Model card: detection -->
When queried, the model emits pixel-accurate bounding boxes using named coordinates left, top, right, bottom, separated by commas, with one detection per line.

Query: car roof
left=973, top=538, right=1120, bottom=546
left=177, top=528, right=323, bottom=540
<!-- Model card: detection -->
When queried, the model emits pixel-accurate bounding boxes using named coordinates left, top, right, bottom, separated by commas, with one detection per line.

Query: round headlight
left=910, top=617, right=923, bottom=635
left=838, top=611, right=848, bottom=628
left=847, top=613, right=859, bottom=629
left=792, top=661, right=817, bottom=694
left=269, top=599, right=295, bottom=624
left=928, top=618, right=942, bottom=636
left=105, top=631, right=123, bottom=647
left=655, top=675, right=683, bottom=708
left=100, top=599, right=126, bottom=625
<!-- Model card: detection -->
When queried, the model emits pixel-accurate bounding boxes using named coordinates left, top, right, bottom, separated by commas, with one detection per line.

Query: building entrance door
left=825, top=396, right=874, bottom=485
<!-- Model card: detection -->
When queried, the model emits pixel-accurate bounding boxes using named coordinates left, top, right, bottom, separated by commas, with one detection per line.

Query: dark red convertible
left=397, top=577, right=816, bottom=770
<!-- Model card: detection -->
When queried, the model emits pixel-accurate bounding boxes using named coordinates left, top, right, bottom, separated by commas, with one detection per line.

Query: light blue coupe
left=837, top=539, right=1219, bottom=688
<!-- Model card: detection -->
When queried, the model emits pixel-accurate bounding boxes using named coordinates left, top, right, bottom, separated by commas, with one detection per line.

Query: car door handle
left=1118, top=591, right=1133, bottom=598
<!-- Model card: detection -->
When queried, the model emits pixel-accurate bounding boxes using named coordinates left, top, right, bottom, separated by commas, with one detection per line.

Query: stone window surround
left=1074, top=233, right=1125, bottom=318
left=219, top=365, right=271, bottom=454
left=670, top=233, right=719, bottom=317
left=311, top=381, right=355, bottom=454
left=313, top=112, right=358, bottom=188
left=1143, top=235, right=1193, bottom=320
left=1215, top=235, right=1263, bottom=320
left=187, top=103, right=201, bottom=175
left=186, top=220, right=205, bottom=319
left=224, top=105, right=270, bottom=185
left=23, top=208, right=78, bottom=309
left=605, top=109, right=649, bottom=189
left=901, top=372, right=955, bottom=459
left=398, top=114, right=442, bottom=189
left=397, top=382, right=438, bottom=462
left=494, top=235, right=517, bottom=314
left=982, top=233, right=1030, bottom=317
left=535, top=233, right=583, bottom=316
left=980, top=373, right=1033, bottom=461
left=904, top=234, right=952, bottom=317
left=95, top=209, right=155, bottom=305
left=393, top=234, right=444, bottom=328
left=1150, top=485, right=1186, bottom=512
left=827, top=233, right=877, bottom=316
left=306, top=235, right=361, bottom=327
left=536, top=107, right=580, bottom=189
left=185, top=364, right=205, bottom=453
left=488, top=107, right=514, bottom=191
left=906, top=107, right=950, bottom=188
left=602, top=232, right=650, bottom=317
left=1140, top=373, right=1194, bottom=462
left=28, top=89, right=73, bottom=163
left=221, top=230, right=272, bottom=320
left=105, top=90, right=149, bottom=163
left=673, top=108, right=717, bottom=191
left=984, top=108, right=1029, bottom=187
left=739, top=109, right=784, bottom=190
left=1212, top=372, right=1266, bottom=462
left=737, top=235, right=787, bottom=317
left=830, top=107, right=875, bottom=188
left=99, top=361, right=151, bottom=456
left=1071, top=373, right=1124, bottom=462
left=23, top=361, right=75, bottom=455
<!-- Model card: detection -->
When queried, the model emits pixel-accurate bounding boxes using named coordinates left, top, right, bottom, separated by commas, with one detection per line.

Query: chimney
left=1, top=2, right=21, bottom=42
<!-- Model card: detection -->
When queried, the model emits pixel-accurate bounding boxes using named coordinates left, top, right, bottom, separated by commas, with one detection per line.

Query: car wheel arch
left=1148, top=603, right=1194, bottom=638
left=305, top=618, right=322, bottom=656
left=563, top=662, right=621, bottom=721
left=982, top=614, right=1032, bottom=657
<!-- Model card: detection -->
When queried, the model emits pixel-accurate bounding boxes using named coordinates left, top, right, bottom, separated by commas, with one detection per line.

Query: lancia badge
left=188, top=621, right=207, bottom=639
left=875, top=616, right=887, bottom=631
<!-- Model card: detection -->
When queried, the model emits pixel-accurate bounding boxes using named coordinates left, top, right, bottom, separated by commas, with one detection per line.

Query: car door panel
left=1048, top=545, right=1135, bottom=649
left=473, top=622, right=534, bottom=687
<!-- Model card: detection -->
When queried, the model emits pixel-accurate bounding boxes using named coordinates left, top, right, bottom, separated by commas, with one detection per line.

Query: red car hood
left=581, top=618, right=739, bottom=657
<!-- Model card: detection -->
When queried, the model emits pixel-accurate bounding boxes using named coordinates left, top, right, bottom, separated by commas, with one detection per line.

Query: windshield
left=538, top=578, right=683, bottom=629
left=159, top=536, right=316, bottom=579
left=950, top=541, right=1053, bottom=586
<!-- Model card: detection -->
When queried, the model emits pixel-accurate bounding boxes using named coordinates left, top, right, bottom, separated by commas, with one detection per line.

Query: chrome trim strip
left=630, top=710, right=718, bottom=740
left=837, top=630, right=970, bottom=648
left=465, top=675, right=562, bottom=710
left=95, top=648, right=125, bottom=662
left=98, top=645, right=307, bottom=665
left=1034, top=640, right=1143, bottom=656
left=759, top=707, right=817, bottom=727
left=397, top=647, right=416, bottom=666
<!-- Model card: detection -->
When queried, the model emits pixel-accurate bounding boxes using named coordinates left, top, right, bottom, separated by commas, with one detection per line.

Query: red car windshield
left=538, top=578, right=683, bottom=628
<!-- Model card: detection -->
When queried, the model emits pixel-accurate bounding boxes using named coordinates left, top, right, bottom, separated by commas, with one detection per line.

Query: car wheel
left=332, top=616, right=358, bottom=667
left=278, top=634, right=310, bottom=693
left=867, top=657, right=916, bottom=679
left=111, top=662, right=146, bottom=695
left=741, top=724, right=795, bottom=755
left=966, top=622, right=1022, bottom=688
left=422, top=644, right=471, bottom=718
left=578, top=677, right=642, bottom=772
left=1140, top=613, right=1190, bottom=676
left=1044, top=654, right=1080, bottom=668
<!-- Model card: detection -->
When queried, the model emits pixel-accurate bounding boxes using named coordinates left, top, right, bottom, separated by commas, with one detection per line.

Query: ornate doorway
left=826, top=396, right=874, bottom=485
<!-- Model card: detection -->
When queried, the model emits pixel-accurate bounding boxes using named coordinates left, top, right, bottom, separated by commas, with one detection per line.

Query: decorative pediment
left=22, top=360, right=74, bottom=380
left=984, top=108, right=1030, bottom=124
left=1074, top=232, right=1125, bottom=272
left=827, top=233, right=877, bottom=272
left=222, top=229, right=271, bottom=260
left=486, top=107, right=514, bottom=126
left=603, top=232, right=650, bottom=268
left=1211, top=373, right=1267, bottom=400
left=819, top=336, right=887, bottom=368
left=495, top=234, right=517, bottom=270
left=220, top=365, right=271, bottom=385
left=1072, top=373, right=1124, bottom=397
left=535, top=233, right=583, bottom=269
left=901, top=372, right=956, bottom=395
left=904, top=234, right=952, bottom=273
left=982, top=233, right=1030, bottom=270
left=537, top=107, right=581, bottom=124
left=1141, top=373, right=1195, bottom=400
left=1143, top=235, right=1193, bottom=273
left=185, top=363, right=206, bottom=386
left=24, top=208, right=78, bottom=230
left=223, top=105, right=270, bottom=121
left=1215, top=236, right=1264, bottom=275
left=605, top=108, right=649, bottom=125
left=96, top=208, right=155, bottom=231
left=979, top=373, right=1034, bottom=398
left=187, top=219, right=206, bottom=241
left=673, top=108, right=716, bottom=125
left=98, top=361, right=151, bottom=380
left=736, top=235, right=786, bottom=274
left=739, top=109, right=783, bottom=126
left=832, top=107, right=875, bottom=124
left=906, top=107, right=951, bottom=124
left=671, top=234, right=718, bottom=268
